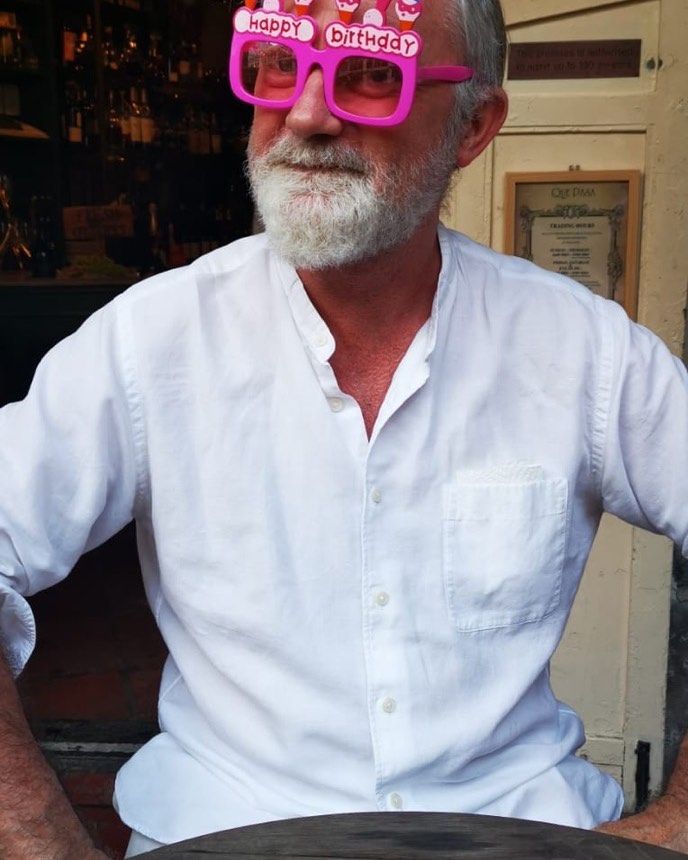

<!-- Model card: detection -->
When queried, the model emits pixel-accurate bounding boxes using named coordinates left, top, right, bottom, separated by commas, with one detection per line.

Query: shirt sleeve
left=0, top=298, right=143, bottom=676
left=597, top=297, right=688, bottom=558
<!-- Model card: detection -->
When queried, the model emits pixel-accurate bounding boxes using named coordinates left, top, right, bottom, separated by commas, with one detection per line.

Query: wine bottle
left=146, top=202, right=167, bottom=273
left=147, top=31, right=165, bottom=81
left=67, top=89, right=83, bottom=144
left=139, top=88, right=155, bottom=146
left=103, top=26, right=119, bottom=71
left=81, top=87, right=99, bottom=147
left=129, top=86, right=142, bottom=146
left=167, top=43, right=179, bottom=84
left=74, top=15, right=94, bottom=72
left=201, top=111, right=211, bottom=156
left=0, top=13, right=18, bottom=65
left=122, top=26, right=140, bottom=77
left=30, top=196, right=57, bottom=278
left=190, top=41, right=203, bottom=80
left=177, top=40, right=191, bottom=79
left=120, top=89, right=132, bottom=147
left=210, top=113, right=222, bottom=155
left=62, top=19, right=77, bottom=65
left=107, top=89, right=123, bottom=149
left=168, top=221, right=185, bottom=268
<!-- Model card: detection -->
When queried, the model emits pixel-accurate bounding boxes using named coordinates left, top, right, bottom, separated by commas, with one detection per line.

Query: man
left=1, top=0, right=687, bottom=856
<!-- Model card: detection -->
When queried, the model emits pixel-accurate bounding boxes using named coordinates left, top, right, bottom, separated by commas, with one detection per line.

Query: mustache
left=255, top=135, right=370, bottom=174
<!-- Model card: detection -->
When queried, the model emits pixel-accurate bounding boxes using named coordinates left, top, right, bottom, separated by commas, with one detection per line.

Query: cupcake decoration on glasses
left=394, top=0, right=422, bottom=30
left=336, top=0, right=360, bottom=24
left=294, top=0, right=315, bottom=16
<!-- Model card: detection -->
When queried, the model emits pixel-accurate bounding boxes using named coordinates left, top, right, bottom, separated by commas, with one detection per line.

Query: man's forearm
left=596, top=734, right=688, bottom=851
left=0, top=649, right=104, bottom=859
left=664, top=734, right=688, bottom=806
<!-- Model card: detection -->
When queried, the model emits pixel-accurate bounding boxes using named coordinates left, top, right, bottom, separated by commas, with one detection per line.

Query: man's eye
left=270, top=54, right=296, bottom=73
left=263, top=50, right=296, bottom=73
left=367, top=65, right=396, bottom=84
left=337, top=58, right=401, bottom=93
left=246, top=45, right=296, bottom=75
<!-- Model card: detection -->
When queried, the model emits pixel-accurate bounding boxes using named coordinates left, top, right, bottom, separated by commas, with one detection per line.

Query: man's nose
left=285, top=68, right=344, bottom=138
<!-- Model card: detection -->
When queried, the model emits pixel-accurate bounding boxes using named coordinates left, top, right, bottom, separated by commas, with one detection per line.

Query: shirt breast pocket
left=442, top=466, right=568, bottom=632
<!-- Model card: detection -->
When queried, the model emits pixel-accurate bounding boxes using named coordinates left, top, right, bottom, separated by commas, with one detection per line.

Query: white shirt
left=1, top=226, right=687, bottom=845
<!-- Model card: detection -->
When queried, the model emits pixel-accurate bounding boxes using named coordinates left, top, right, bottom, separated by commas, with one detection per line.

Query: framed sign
left=504, top=171, right=642, bottom=320
left=62, top=205, right=134, bottom=241
left=507, top=40, right=642, bottom=80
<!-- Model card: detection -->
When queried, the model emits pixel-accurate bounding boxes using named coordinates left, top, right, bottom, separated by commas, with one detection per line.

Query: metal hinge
left=635, top=740, right=651, bottom=811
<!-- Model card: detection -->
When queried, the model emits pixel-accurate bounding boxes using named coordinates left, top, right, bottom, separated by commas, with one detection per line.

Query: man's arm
left=591, top=301, right=688, bottom=849
left=0, top=649, right=106, bottom=859
left=596, top=736, right=688, bottom=851
left=0, top=302, right=141, bottom=857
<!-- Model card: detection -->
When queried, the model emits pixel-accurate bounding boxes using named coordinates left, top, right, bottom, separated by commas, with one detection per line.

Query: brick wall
left=17, top=523, right=167, bottom=858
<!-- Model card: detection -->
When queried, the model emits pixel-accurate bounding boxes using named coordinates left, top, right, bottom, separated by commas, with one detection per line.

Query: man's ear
left=456, top=88, right=509, bottom=169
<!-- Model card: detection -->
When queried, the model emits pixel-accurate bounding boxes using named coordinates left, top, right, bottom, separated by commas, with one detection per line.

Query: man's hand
left=596, top=732, right=688, bottom=852
left=596, top=794, right=688, bottom=853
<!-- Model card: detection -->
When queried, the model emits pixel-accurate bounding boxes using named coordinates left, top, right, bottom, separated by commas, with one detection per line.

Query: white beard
left=247, top=117, right=462, bottom=270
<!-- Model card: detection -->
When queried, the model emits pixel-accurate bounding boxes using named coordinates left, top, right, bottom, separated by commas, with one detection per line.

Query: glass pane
left=241, top=40, right=297, bottom=100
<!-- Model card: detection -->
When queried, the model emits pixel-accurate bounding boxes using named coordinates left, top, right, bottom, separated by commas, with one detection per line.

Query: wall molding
left=504, top=0, right=639, bottom=27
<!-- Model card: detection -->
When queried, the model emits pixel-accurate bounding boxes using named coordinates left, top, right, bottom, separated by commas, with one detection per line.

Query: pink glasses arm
left=417, top=65, right=474, bottom=83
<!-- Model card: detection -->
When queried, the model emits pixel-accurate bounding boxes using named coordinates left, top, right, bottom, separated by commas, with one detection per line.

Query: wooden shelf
left=0, top=119, right=50, bottom=139
left=1, top=0, right=44, bottom=7
left=0, top=275, right=134, bottom=287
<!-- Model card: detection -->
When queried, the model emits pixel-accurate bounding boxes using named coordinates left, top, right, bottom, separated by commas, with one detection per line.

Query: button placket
left=363, top=459, right=403, bottom=809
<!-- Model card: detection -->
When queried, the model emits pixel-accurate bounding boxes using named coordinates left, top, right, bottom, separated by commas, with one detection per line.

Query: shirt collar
left=270, top=223, right=461, bottom=365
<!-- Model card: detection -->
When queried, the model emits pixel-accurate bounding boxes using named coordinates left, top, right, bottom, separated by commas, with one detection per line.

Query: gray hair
left=450, top=0, right=508, bottom=127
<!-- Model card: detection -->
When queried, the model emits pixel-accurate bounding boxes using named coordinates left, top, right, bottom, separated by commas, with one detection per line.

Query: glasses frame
left=229, top=12, right=474, bottom=127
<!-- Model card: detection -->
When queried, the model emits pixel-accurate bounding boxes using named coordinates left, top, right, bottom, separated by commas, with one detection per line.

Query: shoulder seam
left=590, top=296, right=618, bottom=499
left=452, top=233, right=598, bottom=310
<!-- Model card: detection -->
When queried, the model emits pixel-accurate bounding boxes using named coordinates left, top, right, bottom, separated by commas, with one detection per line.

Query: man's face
left=247, top=0, right=466, bottom=269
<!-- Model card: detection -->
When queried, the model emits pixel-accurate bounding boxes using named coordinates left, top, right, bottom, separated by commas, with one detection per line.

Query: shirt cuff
left=0, top=584, right=36, bottom=677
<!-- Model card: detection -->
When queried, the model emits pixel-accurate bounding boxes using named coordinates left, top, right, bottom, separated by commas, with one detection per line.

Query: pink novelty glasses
left=228, top=1, right=474, bottom=127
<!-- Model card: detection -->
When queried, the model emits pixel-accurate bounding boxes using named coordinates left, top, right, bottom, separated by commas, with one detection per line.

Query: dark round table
left=141, top=812, right=688, bottom=858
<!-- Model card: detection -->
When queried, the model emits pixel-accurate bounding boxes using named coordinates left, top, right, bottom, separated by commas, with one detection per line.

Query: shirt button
left=390, top=792, right=403, bottom=809
left=329, top=397, right=344, bottom=412
left=371, top=488, right=382, bottom=504
left=382, top=696, right=396, bottom=713
left=375, top=591, right=390, bottom=606
left=315, top=333, right=328, bottom=347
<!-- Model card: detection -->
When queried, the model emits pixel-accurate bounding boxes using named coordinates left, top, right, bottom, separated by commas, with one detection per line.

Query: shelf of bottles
left=0, top=11, right=40, bottom=71
left=58, top=0, right=254, bottom=276
left=0, top=2, right=63, bottom=278
left=0, top=3, right=55, bottom=135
